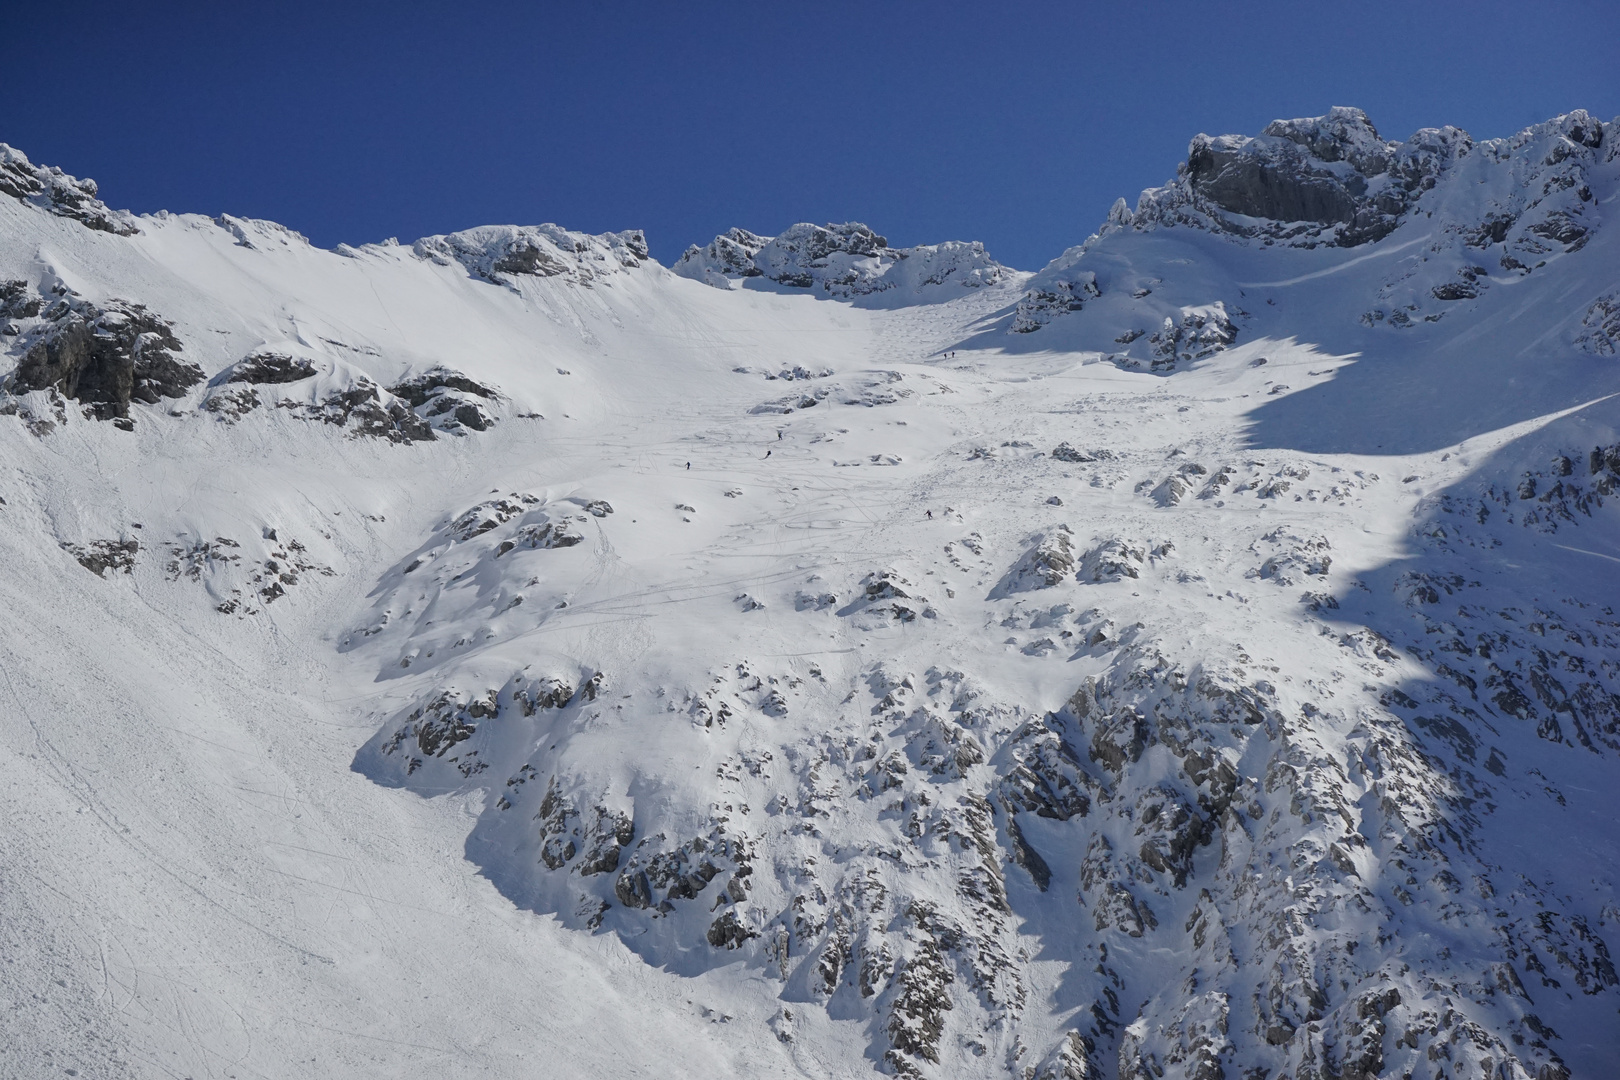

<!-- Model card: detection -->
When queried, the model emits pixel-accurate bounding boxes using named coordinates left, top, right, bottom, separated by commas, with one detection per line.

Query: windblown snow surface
left=3, top=108, right=1620, bottom=1080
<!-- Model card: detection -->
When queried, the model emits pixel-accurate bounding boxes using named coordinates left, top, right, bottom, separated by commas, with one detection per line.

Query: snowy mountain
left=2, top=109, right=1618, bottom=1080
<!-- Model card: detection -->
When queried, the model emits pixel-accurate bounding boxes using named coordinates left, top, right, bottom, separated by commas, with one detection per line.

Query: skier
left=765, top=450, right=772, bottom=458
left=925, top=509, right=933, bottom=519
left=686, top=462, right=691, bottom=470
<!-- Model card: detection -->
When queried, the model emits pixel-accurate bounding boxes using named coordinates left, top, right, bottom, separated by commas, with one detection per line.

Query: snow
left=2, top=108, right=1619, bottom=1079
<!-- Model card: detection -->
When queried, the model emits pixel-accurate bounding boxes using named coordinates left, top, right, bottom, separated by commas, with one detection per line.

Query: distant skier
left=765, top=450, right=772, bottom=458
left=778, top=430, right=783, bottom=440
left=686, top=462, right=691, bottom=470
left=925, top=510, right=933, bottom=519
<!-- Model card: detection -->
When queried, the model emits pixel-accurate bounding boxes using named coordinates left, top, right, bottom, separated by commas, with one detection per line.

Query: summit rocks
left=1014, top=107, right=1616, bottom=343
left=676, top=221, right=1007, bottom=299
left=412, top=223, right=650, bottom=287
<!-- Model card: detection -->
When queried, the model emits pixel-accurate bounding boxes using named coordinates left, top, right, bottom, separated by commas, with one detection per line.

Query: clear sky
left=7, top=2, right=1617, bottom=270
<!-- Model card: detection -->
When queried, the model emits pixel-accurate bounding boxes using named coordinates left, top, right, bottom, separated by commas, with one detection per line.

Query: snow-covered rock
left=3, top=282, right=200, bottom=422
left=1013, top=108, right=1617, bottom=344
left=676, top=221, right=1007, bottom=299
left=413, top=222, right=650, bottom=287
left=0, top=142, right=139, bottom=235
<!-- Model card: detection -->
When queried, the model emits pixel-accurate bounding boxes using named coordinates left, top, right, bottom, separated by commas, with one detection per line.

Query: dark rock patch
left=227, top=353, right=317, bottom=384
left=9, top=293, right=200, bottom=420
left=62, top=538, right=139, bottom=577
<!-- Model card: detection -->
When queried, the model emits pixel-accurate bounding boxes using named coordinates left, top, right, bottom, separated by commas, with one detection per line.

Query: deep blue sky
left=7, top=2, right=1617, bottom=270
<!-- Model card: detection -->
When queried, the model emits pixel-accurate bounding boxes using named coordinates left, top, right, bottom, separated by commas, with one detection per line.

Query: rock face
left=412, top=223, right=649, bottom=287
left=675, top=221, right=1006, bottom=298
left=1164, top=107, right=1464, bottom=247
left=0, top=143, right=138, bottom=235
left=1013, top=108, right=1617, bottom=339
left=202, top=354, right=501, bottom=440
left=5, top=285, right=200, bottom=420
left=386, top=369, right=499, bottom=432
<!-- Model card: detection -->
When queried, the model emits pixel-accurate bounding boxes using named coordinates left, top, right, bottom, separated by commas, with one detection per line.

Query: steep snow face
left=676, top=221, right=1010, bottom=302
left=5, top=115, right=1620, bottom=1080
left=1011, top=109, right=1617, bottom=354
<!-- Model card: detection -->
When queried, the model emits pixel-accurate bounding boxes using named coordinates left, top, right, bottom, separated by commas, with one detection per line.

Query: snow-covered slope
left=3, top=109, right=1619, bottom=1080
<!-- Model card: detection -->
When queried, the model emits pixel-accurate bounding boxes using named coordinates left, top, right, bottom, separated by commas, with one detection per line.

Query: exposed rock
left=676, top=222, right=1006, bottom=298
left=994, top=529, right=1077, bottom=593
left=1576, top=292, right=1620, bottom=355
left=1079, top=538, right=1148, bottom=582
left=379, top=688, right=500, bottom=778
left=1145, top=305, right=1237, bottom=370
left=707, top=910, right=757, bottom=949
left=1033, top=1030, right=1099, bottom=1080
left=1252, top=529, right=1332, bottom=584
left=388, top=368, right=499, bottom=433
left=448, top=495, right=538, bottom=542
left=0, top=279, right=44, bottom=320
left=0, top=143, right=139, bottom=235
left=62, top=538, right=138, bottom=577
left=226, top=352, right=317, bottom=384
left=676, top=228, right=770, bottom=283
left=414, top=224, right=649, bottom=288
left=275, top=378, right=435, bottom=443
left=495, top=521, right=584, bottom=555
left=1137, top=107, right=1471, bottom=248
left=9, top=294, right=200, bottom=419
left=1051, top=442, right=1115, bottom=464
left=1012, top=272, right=1099, bottom=333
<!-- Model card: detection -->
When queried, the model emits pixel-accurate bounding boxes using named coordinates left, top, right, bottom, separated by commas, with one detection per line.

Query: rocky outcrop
left=387, top=368, right=499, bottom=433
left=62, top=538, right=138, bottom=577
left=993, top=529, right=1078, bottom=594
left=226, top=352, right=316, bottom=384
left=413, top=223, right=650, bottom=288
left=5, top=285, right=201, bottom=421
left=1011, top=272, right=1099, bottom=333
left=1575, top=292, right=1620, bottom=355
left=273, top=378, right=435, bottom=442
left=206, top=355, right=501, bottom=439
left=0, top=143, right=138, bottom=235
left=1143, top=305, right=1236, bottom=370
left=676, top=222, right=1006, bottom=299
left=353, top=471, right=1615, bottom=1080
left=1013, top=109, right=1615, bottom=336
left=678, top=227, right=770, bottom=283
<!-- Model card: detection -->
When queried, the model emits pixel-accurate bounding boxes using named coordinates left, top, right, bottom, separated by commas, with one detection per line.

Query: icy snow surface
left=3, top=109, right=1620, bottom=1080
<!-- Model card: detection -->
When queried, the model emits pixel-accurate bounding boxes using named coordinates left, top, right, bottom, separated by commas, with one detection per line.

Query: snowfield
left=3, top=109, right=1619, bottom=1080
